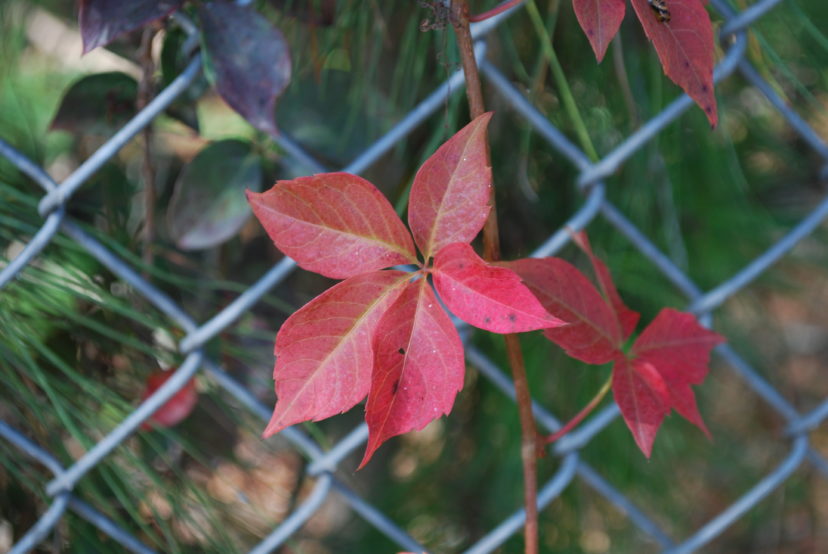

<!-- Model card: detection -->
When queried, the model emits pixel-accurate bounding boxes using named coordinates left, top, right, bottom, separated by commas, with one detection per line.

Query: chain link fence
left=2, top=0, right=827, bottom=551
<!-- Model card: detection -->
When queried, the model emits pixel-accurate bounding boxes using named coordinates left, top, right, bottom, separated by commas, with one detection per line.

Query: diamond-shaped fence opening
left=2, top=0, right=828, bottom=552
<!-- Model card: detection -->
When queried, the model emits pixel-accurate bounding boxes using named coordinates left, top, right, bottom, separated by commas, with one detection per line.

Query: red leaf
left=408, top=113, right=493, bottom=260
left=361, top=279, right=465, bottom=467
left=630, top=0, right=717, bottom=126
left=632, top=308, right=723, bottom=434
left=612, top=357, right=670, bottom=457
left=141, top=370, right=197, bottom=430
left=572, top=0, right=627, bottom=62
left=263, top=271, right=410, bottom=437
left=247, top=173, right=418, bottom=280
left=614, top=309, right=724, bottom=455
left=198, top=1, right=291, bottom=135
left=504, top=257, right=622, bottom=364
left=79, top=0, right=183, bottom=54
left=432, top=243, right=564, bottom=334
left=572, top=232, right=640, bottom=339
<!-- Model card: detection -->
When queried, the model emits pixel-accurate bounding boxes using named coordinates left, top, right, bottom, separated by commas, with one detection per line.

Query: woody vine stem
left=450, top=2, right=541, bottom=553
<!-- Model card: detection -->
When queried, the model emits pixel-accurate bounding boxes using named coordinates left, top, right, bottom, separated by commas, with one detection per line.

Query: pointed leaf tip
left=573, top=0, right=626, bottom=62
left=433, top=243, right=564, bottom=334
left=408, top=113, right=493, bottom=260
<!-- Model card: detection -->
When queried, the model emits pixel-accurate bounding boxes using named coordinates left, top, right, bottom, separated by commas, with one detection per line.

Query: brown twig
left=137, top=26, right=158, bottom=273
left=450, top=2, right=539, bottom=553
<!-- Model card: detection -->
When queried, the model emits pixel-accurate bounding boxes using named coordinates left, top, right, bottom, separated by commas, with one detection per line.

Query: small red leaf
left=433, top=243, right=564, bottom=334
left=247, top=173, right=418, bottom=280
left=572, top=0, right=626, bottom=62
left=504, top=257, right=622, bottom=364
left=408, top=113, right=493, bottom=260
left=572, top=232, right=640, bottom=340
left=263, top=271, right=410, bottom=437
left=630, top=0, right=717, bottom=126
left=79, top=0, right=184, bottom=54
left=361, top=279, right=465, bottom=467
left=632, top=308, right=723, bottom=433
left=198, top=1, right=291, bottom=134
left=612, top=357, right=670, bottom=457
left=141, top=370, right=197, bottom=430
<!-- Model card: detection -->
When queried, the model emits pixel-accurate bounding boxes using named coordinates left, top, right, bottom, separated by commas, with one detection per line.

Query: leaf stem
left=544, top=372, right=613, bottom=444
left=450, top=3, right=538, bottom=553
left=525, top=0, right=599, bottom=161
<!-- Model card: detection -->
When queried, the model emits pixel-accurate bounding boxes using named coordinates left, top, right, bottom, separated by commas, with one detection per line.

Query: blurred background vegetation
left=1, top=0, right=828, bottom=552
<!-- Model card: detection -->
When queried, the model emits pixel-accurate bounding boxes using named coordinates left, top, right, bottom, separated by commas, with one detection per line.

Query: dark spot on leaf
left=484, top=316, right=491, bottom=324
left=684, top=61, right=690, bottom=69
left=391, top=380, right=399, bottom=395
left=508, top=313, right=517, bottom=322
left=398, top=347, right=406, bottom=355
left=705, top=106, right=712, bottom=113
left=701, top=84, right=709, bottom=93
left=587, top=29, right=594, bottom=37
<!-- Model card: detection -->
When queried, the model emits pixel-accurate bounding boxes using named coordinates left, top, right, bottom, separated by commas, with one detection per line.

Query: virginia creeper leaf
left=631, top=308, right=724, bottom=435
left=247, top=173, right=418, bottom=279
left=263, top=271, right=410, bottom=437
left=408, top=113, right=493, bottom=260
left=168, top=140, right=262, bottom=250
left=504, top=257, right=622, bottom=364
left=612, top=356, right=671, bottom=457
left=198, top=1, right=291, bottom=135
left=433, top=243, right=564, bottom=334
left=79, top=0, right=184, bottom=54
left=572, top=0, right=627, bottom=62
left=629, top=0, right=717, bottom=126
left=572, top=232, right=640, bottom=339
left=361, top=279, right=465, bottom=467
left=140, top=370, right=197, bottom=430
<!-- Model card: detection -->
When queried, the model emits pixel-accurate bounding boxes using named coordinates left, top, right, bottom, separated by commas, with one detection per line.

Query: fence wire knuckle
left=2, top=1, right=827, bottom=552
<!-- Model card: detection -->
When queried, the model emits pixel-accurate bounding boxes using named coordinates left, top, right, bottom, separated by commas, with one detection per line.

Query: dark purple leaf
left=198, top=1, right=292, bottom=135
left=167, top=140, right=262, bottom=250
left=79, top=0, right=184, bottom=54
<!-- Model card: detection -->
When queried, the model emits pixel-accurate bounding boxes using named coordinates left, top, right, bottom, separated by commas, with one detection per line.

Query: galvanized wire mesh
left=2, top=0, right=828, bottom=552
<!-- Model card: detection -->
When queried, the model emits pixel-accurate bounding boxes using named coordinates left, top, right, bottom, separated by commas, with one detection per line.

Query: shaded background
left=1, top=0, right=828, bottom=552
